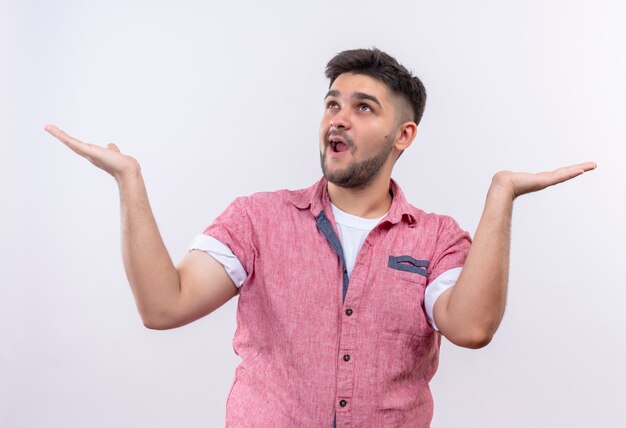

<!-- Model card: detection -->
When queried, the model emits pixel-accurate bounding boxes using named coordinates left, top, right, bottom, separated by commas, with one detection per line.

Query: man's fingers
left=45, top=124, right=111, bottom=162
left=45, top=124, right=81, bottom=147
left=547, top=161, right=597, bottom=186
left=577, top=161, right=598, bottom=173
left=552, top=161, right=597, bottom=176
left=45, top=124, right=92, bottom=156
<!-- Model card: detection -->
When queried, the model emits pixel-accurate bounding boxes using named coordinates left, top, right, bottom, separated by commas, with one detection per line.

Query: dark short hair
left=325, top=48, right=427, bottom=125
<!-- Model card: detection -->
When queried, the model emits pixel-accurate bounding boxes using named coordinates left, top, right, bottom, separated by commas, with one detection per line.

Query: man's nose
left=330, top=108, right=351, bottom=129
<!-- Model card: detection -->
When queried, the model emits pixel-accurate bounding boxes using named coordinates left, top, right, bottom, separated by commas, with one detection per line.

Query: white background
left=1, top=1, right=625, bottom=427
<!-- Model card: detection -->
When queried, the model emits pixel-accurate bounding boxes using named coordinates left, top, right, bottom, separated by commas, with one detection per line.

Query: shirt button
left=343, top=354, right=350, bottom=362
left=339, top=399, right=347, bottom=407
left=345, top=309, right=353, bottom=316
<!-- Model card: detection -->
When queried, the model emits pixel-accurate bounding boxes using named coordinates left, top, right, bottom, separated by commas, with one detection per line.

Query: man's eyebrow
left=324, top=90, right=382, bottom=107
left=353, top=92, right=381, bottom=107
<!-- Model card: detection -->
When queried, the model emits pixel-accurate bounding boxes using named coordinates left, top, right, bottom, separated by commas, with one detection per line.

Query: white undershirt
left=189, top=204, right=460, bottom=331
left=331, top=203, right=384, bottom=278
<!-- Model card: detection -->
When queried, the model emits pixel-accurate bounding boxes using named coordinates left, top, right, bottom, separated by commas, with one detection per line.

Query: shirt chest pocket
left=374, top=255, right=431, bottom=337
left=388, top=255, right=429, bottom=277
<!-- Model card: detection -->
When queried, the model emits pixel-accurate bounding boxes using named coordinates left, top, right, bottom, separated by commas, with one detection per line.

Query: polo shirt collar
left=288, top=177, right=416, bottom=226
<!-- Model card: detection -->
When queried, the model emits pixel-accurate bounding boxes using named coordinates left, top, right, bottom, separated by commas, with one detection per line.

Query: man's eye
left=327, top=101, right=340, bottom=109
left=358, top=104, right=372, bottom=112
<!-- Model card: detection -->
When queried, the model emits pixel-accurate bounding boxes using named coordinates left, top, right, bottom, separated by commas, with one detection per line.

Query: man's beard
left=320, top=132, right=396, bottom=189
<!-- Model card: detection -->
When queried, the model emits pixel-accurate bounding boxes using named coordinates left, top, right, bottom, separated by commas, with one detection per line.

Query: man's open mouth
left=329, top=137, right=350, bottom=153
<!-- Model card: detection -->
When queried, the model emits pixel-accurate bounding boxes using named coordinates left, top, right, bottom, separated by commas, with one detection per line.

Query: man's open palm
left=45, top=124, right=140, bottom=181
left=493, top=162, right=597, bottom=199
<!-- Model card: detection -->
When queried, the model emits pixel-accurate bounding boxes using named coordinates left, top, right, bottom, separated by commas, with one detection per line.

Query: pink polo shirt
left=203, top=178, right=471, bottom=427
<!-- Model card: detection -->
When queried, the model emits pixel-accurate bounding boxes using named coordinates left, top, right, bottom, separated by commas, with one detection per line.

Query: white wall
left=1, top=1, right=624, bottom=427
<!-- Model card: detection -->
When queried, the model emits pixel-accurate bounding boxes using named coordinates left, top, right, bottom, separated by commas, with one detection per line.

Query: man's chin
left=321, top=162, right=348, bottom=184
left=320, top=155, right=370, bottom=189
left=321, top=156, right=343, bottom=179
left=323, top=170, right=364, bottom=189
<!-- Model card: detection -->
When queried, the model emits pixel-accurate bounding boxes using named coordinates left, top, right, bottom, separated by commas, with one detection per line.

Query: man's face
left=319, top=73, right=400, bottom=189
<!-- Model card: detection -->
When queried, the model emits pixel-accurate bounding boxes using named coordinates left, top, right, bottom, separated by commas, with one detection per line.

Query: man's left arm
left=434, top=162, right=597, bottom=349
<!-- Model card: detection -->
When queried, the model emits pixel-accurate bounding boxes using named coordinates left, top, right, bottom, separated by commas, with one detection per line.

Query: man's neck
left=327, top=176, right=393, bottom=219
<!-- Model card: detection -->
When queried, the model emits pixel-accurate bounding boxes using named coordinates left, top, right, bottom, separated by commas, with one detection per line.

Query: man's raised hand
left=45, top=124, right=140, bottom=182
left=491, top=161, right=597, bottom=200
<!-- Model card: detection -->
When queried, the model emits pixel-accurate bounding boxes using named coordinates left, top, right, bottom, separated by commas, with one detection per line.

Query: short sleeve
left=202, top=197, right=256, bottom=279
left=188, top=234, right=248, bottom=288
left=428, top=216, right=471, bottom=285
left=424, top=267, right=462, bottom=331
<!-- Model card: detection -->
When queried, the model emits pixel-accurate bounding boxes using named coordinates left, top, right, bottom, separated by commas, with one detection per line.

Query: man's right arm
left=46, top=125, right=237, bottom=330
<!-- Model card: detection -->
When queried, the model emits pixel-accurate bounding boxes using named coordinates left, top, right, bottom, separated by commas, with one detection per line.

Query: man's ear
left=394, top=121, right=417, bottom=152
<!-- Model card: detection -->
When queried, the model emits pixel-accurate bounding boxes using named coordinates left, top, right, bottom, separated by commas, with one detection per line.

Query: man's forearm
left=118, top=170, right=181, bottom=327
left=439, top=177, right=514, bottom=348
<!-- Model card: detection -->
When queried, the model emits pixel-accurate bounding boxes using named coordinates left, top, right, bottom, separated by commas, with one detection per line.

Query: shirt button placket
left=337, top=298, right=356, bottom=425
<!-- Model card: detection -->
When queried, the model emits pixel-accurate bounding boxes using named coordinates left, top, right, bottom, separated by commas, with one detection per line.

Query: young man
left=45, top=48, right=595, bottom=427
